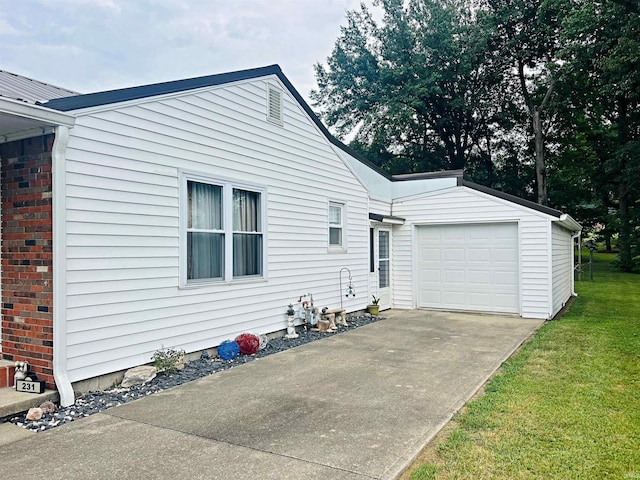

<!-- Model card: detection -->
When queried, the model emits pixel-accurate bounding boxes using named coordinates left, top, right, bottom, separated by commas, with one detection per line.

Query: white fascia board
left=0, top=97, right=75, bottom=127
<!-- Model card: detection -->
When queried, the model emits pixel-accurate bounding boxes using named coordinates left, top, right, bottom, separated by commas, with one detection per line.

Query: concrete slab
left=0, top=422, right=34, bottom=446
left=0, top=310, right=543, bottom=479
left=0, top=387, right=59, bottom=419
left=0, top=414, right=364, bottom=480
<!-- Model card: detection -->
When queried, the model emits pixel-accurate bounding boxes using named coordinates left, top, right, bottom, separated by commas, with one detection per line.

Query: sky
left=0, top=0, right=367, bottom=105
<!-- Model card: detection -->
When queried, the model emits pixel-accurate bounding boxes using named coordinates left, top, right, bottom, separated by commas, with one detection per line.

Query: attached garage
left=392, top=180, right=581, bottom=319
left=417, top=223, right=519, bottom=314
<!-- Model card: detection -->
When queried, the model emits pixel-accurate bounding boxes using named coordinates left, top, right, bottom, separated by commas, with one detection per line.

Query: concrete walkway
left=0, top=310, right=543, bottom=479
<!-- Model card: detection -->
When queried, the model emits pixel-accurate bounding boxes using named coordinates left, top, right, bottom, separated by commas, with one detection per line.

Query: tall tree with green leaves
left=477, top=0, right=569, bottom=205
left=312, top=0, right=500, bottom=175
left=557, top=0, right=640, bottom=270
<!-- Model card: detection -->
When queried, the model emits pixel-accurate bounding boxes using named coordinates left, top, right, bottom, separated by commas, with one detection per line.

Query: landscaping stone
left=25, top=408, right=43, bottom=421
left=121, top=366, right=157, bottom=387
left=7, top=313, right=384, bottom=433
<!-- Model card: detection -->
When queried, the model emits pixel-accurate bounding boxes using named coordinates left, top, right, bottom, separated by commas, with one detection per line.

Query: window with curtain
left=187, top=181, right=223, bottom=280
left=233, top=189, right=262, bottom=277
left=329, top=202, right=344, bottom=249
left=185, top=176, right=264, bottom=284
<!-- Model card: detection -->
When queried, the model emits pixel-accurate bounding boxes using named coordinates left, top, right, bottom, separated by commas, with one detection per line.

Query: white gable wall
left=551, top=223, right=573, bottom=317
left=62, top=77, right=370, bottom=383
left=391, top=186, right=555, bottom=319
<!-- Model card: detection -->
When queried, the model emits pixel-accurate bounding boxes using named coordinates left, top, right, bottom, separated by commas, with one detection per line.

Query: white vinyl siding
left=369, top=198, right=392, bottom=216
left=392, top=186, right=554, bottom=319
left=62, top=77, right=370, bottom=383
left=551, top=223, right=573, bottom=316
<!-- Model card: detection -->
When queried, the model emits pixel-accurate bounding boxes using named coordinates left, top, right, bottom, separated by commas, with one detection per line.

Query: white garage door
left=417, top=223, right=519, bottom=314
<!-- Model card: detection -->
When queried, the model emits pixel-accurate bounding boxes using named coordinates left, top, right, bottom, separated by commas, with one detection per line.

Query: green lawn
left=409, top=253, right=640, bottom=480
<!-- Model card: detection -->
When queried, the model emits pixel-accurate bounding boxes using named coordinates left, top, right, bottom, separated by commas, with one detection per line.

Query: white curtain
left=187, top=182, right=223, bottom=280
left=233, top=189, right=262, bottom=276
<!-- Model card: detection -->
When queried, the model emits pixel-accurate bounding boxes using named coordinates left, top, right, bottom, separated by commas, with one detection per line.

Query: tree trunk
left=618, top=182, right=632, bottom=271
left=533, top=107, right=548, bottom=205
left=617, top=96, right=633, bottom=271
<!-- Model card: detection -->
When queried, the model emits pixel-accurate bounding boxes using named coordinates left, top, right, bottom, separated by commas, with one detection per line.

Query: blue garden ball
left=218, top=340, right=240, bottom=360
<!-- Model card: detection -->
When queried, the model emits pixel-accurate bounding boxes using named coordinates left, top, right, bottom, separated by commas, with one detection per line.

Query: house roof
left=35, top=65, right=577, bottom=227
left=40, top=64, right=396, bottom=181
left=460, top=179, right=565, bottom=218
left=0, top=70, right=79, bottom=105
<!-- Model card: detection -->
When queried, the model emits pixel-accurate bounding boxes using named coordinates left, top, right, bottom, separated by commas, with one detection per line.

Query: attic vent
left=267, top=86, right=283, bottom=125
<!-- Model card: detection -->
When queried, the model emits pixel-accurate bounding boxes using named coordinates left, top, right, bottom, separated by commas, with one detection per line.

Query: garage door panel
left=418, top=223, right=519, bottom=314
left=468, top=270, right=492, bottom=285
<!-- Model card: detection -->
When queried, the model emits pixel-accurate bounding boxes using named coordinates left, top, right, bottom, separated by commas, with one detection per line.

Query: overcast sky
left=1, top=0, right=366, bottom=105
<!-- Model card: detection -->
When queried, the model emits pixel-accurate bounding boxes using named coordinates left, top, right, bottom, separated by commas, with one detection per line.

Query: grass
left=406, top=253, right=640, bottom=480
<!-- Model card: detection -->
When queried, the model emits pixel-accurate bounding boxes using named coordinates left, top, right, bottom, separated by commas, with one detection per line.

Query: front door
left=377, top=228, right=391, bottom=310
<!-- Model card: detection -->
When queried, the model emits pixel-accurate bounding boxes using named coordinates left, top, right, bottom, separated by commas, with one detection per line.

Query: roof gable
left=41, top=64, right=394, bottom=180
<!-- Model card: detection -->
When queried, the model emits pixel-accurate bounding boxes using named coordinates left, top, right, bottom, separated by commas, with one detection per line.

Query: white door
left=377, top=228, right=391, bottom=310
left=417, top=223, right=519, bottom=314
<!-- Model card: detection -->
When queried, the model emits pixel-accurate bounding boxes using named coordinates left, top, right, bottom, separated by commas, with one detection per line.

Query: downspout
left=571, top=231, right=581, bottom=297
left=52, top=125, right=74, bottom=406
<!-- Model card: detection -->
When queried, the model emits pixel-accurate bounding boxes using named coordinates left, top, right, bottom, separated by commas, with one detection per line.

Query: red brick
left=1, top=134, right=55, bottom=390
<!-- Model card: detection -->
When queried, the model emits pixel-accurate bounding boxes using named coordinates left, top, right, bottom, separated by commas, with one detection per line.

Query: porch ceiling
left=0, top=98, right=75, bottom=143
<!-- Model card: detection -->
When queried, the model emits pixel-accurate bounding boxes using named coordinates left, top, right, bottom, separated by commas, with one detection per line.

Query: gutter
left=52, top=125, right=74, bottom=406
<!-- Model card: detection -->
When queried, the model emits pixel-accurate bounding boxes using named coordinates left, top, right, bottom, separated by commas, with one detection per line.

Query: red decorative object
left=235, top=333, right=260, bottom=355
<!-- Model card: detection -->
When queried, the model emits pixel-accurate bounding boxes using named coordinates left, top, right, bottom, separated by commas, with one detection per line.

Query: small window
left=329, top=202, right=344, bottom=250
left=267, top=86, right=283, bottom=125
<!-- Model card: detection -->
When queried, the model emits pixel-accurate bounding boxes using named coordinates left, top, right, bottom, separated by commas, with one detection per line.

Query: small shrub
left=151, top=346, right=185, bottom=374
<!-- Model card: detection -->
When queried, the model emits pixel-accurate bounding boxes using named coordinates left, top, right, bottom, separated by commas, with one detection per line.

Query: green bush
left=151, top=346, right=185, bottom=375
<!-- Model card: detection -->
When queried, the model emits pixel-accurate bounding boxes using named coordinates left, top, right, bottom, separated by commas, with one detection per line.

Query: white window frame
left=328, top=201, right=346, bottom=253
left=180, top=171, right=267, bottom=287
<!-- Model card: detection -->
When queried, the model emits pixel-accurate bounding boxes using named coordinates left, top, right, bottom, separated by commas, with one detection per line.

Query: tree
left=557, top=0, right=640, bottom=271
left=312, top=0, right=501, bottom=175
left=477, top=0, right=569, bottom=205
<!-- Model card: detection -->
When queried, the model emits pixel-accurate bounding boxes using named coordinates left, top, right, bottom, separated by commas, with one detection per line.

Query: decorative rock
left=235, top=333, right=260, bottom=355
left=258, top=334, right=269, bottom=350
left=218, top=340, right=240, bottom=360
left=39, top=401, right=56, bottom=414
left=26, top=407, right=43, bottom=421
left=121, top=365, right=158, bottom=387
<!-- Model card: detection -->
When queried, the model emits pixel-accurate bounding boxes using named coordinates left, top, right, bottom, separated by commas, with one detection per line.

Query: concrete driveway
left=0, top=310, right=543, bottom=479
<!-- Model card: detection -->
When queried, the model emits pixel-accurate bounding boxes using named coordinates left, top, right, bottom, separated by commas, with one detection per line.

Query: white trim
left=328, top=200, right=347, bottom=253
left=0, top=97, right=76, bottom=128
left=179, top=170, right=267, bottom=287
left=547, top=221, right=554, bottom=319
left=52, top=125, right=74, bottom=407
left=376, top=226, right=392, bottom=309
left=517, top=221, right=524, bottom=317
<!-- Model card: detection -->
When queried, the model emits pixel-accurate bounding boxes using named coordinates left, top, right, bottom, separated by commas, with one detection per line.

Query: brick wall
left=0, top=134, right=55, bottom=389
